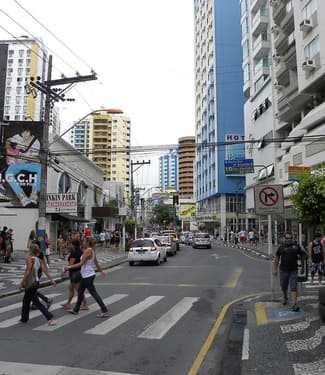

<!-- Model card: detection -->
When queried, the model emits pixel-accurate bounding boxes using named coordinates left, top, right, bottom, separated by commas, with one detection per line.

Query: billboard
left=0, top=121, right=43, bottom=208
left=46, top=193, right=78, bottom=213
left=224, top=159, right=254, bottom=175
left=288, top=166, right=311, bottom=181
left=179, top=204, right=196, bottom=219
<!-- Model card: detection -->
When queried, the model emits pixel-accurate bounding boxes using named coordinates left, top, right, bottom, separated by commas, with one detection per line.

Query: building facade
left=70, top=109, right=131, bottom=200
left=178, top=136, right=195, bottom=199
left=159, top=149, right=178, bottom=192
left=194, top=0, right=246, bottom=235
left=0, top=36, right=47, bottom=122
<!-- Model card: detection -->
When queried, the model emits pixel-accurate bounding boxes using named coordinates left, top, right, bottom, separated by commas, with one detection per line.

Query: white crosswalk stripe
left=0, top=294, right=199, bottom=340
left=35, top=294, right=128, bottom=331
left=0, top=361, right=139, bottom=375
left=138, top=297, right=199, bottom=339
left=86, top=296, right=164, bottom=335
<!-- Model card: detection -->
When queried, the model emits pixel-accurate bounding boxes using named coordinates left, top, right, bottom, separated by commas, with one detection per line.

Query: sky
left=0, top=0, right=196, bottom=188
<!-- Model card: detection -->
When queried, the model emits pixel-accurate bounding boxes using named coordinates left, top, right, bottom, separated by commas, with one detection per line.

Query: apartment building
left=159, top=149, right=178, bottom=192
left=70, top=109, right=131, bottom=199
left=0, top=36, right=47, bottom=122
left=178, top=136, right=195, bottom=199
left=194, top=0, right=245, bottom=234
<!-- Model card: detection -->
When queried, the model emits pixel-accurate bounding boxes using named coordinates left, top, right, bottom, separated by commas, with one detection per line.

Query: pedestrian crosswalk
left=303, top=275, right=325, bottom=289
left=0, top=293, right=200, bottom=340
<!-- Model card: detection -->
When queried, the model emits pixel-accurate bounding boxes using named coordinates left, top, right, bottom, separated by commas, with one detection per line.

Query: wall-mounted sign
left=288, top=166, right=311, bottom=181
left=224, top=159, right=254, bottom=175
left=46, top=192, right=78, bottom=213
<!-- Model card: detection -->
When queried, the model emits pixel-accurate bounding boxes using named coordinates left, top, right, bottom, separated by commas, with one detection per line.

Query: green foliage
left=290, top=174, right=325, bottom=229
left=151, top=203, right=173, bottom=226
left=124, top=218, right=136, bottom=234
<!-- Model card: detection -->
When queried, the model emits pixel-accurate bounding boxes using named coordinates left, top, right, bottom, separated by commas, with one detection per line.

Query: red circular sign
left=259, top=186, right=279, bottom=207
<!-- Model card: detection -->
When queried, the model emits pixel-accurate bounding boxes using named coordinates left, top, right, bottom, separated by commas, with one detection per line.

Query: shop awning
left=52, top=213, right=90, bottom=223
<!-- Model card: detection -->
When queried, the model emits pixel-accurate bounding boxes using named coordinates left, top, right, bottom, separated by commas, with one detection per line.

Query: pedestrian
left=273, top=231, right=305, bottom=312
left=99, top=230, right=106, bottom=248
left=248, top=229, right=256, bottom=246
left=4, top=228, right=14, bottom=263
left=60, top=239, right=89, bottom=310
left=27, top=229, right=37, bottom=249
left=19, top=243, right=56, bottom=325
left=105, top=230, right=110, bottom=248
left=110, top=231, right=117, bottom=252
left=45, top=234, right=51, bottom=265
left=57, top=233, right=66, bottom=259
left=63, top=237, right=108, bottom=318
left=308, top=232, right=325, bottom=286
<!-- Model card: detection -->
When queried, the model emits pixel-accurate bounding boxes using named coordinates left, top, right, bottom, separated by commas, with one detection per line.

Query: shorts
left=280, top=270, right=298, bottom=292
left=310, top=262, right=323, bottom=276
left=45, top=248, right=51, bottom=256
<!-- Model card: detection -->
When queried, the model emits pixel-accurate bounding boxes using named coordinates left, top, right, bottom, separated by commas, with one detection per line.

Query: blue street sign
left=224, top=159, right=254, bottom=175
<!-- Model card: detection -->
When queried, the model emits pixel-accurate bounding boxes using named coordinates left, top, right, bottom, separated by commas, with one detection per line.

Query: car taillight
left=151, top=246, right=156, bottom=252
left=129, top=247, right=134, bottom=252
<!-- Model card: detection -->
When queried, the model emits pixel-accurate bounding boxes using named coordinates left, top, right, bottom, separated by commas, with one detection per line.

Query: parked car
left=155, top=235, right=177, bottom=256
left=184, top=233, right=194, bottom=245
left=161, top=231, right=180, bottom=250
left=192, top=233, right=212, bottom=249
left=128, top=238, right=167, bottom=266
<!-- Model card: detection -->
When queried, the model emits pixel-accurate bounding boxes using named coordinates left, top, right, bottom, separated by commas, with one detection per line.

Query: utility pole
left=30, top=54, right=97, bottom=250
left=130, top=160, right=150, bottom=238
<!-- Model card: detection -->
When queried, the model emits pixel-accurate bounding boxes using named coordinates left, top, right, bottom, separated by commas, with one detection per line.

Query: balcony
left=253, top=32, right=270, bottom=60
left=254, top=57, right=270, bottom=79
left=251, top=8, right=269, bottom=36
left=250, top=0, right=267, bottom=13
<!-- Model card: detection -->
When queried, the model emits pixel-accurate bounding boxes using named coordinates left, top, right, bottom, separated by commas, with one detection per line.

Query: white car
left=128, top=238, right=167, bottom=266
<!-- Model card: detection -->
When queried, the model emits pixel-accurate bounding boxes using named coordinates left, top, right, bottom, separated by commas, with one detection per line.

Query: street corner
left=253, top=293, right=319, bottom=326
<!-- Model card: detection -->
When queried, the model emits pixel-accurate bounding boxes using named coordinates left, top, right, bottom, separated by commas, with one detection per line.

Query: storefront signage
left=46, top=192, right=78, bottom=213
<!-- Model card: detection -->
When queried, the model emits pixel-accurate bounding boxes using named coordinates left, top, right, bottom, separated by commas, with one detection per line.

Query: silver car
left=192, top=233, right=212, bottom=249
left=128, top=238, right=167, bottom=266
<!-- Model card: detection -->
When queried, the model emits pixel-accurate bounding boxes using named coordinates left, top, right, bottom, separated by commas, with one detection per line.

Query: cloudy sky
left=0, top=0, right=195, bottom=187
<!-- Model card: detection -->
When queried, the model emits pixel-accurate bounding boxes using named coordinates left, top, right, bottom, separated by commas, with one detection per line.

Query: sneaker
left=47, top=319, right=56, bottom=326
left=46, top=298, right=53, bottom=309
left=67, top=309, right=77, bottom=315
left=292, top=304, right=300, bottom=312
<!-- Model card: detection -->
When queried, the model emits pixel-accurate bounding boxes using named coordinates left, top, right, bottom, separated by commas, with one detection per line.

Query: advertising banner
left=224, top=159, right=254, bottom=175
left=0, top=121, right=43, bottom=208
left=288, top=166, right=311, bottom=181
left=179, top=204, right=196, bottom=219
left=46, top=192, right=78, bottom=213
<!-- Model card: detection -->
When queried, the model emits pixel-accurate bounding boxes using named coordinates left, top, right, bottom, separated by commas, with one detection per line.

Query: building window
left=302, top=0, right=316, bottom=20
left=304, top=35, right=320, bottom=59
left=19, top=49, right=24, bottom=57
left=58, top=173, right=71, bottom=194
left=241, top=18, right=248, bottom=38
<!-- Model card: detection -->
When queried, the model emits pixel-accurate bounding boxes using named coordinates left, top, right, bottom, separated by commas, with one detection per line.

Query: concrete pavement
left=0, top=246, right=128, bottom=299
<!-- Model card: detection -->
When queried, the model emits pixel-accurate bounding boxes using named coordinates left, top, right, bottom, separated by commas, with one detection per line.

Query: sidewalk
left=0, top=246, right=128, bottom=299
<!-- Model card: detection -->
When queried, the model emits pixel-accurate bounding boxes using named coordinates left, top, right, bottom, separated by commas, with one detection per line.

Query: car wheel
left=155, top=255, right=161, bottom=265
left=208, top=245, right=211, bottom=249
left=129, top=261, right=134, bottom=266
left=164, top=255, right=167, bottom=262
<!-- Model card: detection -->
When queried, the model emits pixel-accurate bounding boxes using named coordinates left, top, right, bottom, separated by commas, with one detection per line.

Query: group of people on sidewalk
left=19, top=233, right=109, bottom=326
left=0, top=226, right=14, bottom=263
left=273, top=231, right=325, bottom=312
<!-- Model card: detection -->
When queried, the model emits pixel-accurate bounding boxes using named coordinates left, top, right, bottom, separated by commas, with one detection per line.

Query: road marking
left=86, top=296, right=164, bottom=335
left=0, top=361, right=139, bottom=375
left=224, top=267, right=243, bottom=288
left=241, top=328, right=249, bottom=360
left=138, top=297, right=199, bottom=339
left=255, top=302, right=267, bottom=325
left=293, top=359, right=325, bottom=375
left=0, top=293, right=62, bottom=314
left=286, top=326, right=325, bottom=352
left=35, top=294, right=128, bottom=331
left=187, top=292, right=267, bottom=375
left=280, top=316, right=319, bottom=333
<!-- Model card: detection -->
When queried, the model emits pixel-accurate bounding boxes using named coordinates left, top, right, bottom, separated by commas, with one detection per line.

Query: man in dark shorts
left=273, top=231, right=305, bottom=312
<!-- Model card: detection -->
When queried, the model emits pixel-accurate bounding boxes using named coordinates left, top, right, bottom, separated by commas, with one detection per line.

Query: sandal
left=60, top=303, right=70, bottom=309
left=80, top=306, right=89, bottom=311
left=97, top=312, right=109, bottom=318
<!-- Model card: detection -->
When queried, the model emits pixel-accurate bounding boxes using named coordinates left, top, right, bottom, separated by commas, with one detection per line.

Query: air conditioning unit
left=302, top=59, right=316, bottom=72
left=299, top=19, right=312, bottom=32
left=269, top=0, right=279, bottom=6
left=271, top=24, right=279, bottom=34
left=274, top=81, right=283, bottom=90
left=272, top=53, right=281, bottom=63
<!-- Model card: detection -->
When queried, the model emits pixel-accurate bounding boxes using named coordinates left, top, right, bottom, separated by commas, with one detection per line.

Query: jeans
left=73, top=275, right=107, bottom=314
left=21, top=283, right=53, bottom=322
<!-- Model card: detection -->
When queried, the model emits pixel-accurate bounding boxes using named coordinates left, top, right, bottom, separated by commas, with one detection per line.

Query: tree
left=151, top=204, right=172, bottom=227
left=290, top=174, right=325, bottom=231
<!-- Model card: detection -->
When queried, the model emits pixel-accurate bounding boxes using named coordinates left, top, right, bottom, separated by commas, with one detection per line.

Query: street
left=0, top=243, right=270, bottom=375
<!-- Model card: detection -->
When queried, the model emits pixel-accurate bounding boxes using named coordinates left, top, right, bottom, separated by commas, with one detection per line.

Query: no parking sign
left=254, top=185, right=284, bottom=214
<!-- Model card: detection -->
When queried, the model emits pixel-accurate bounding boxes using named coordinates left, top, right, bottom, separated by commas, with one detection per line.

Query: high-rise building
left=178, top=136, right=195, bottom=199
left=159, top=149, right=178, bottom=191
left=70, top=109, right=131, bottom=198
left=0, top=36, right=47, bottom=122
left=194, top=0, right=245, bottom=234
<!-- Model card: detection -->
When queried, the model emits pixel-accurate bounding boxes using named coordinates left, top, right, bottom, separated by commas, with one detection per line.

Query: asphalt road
left=0, top=243, right=270, bottom=375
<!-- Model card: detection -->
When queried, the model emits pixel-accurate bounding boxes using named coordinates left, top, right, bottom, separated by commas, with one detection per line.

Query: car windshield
left=196, top=234, right=210, bottom=238
left=132, top=239, right=153, bottom=247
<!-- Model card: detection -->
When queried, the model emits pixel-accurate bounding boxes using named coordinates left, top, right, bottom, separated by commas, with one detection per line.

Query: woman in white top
left=19, top=243, right=56, bottom=325
left=64, top=237, right=108, bottom=317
